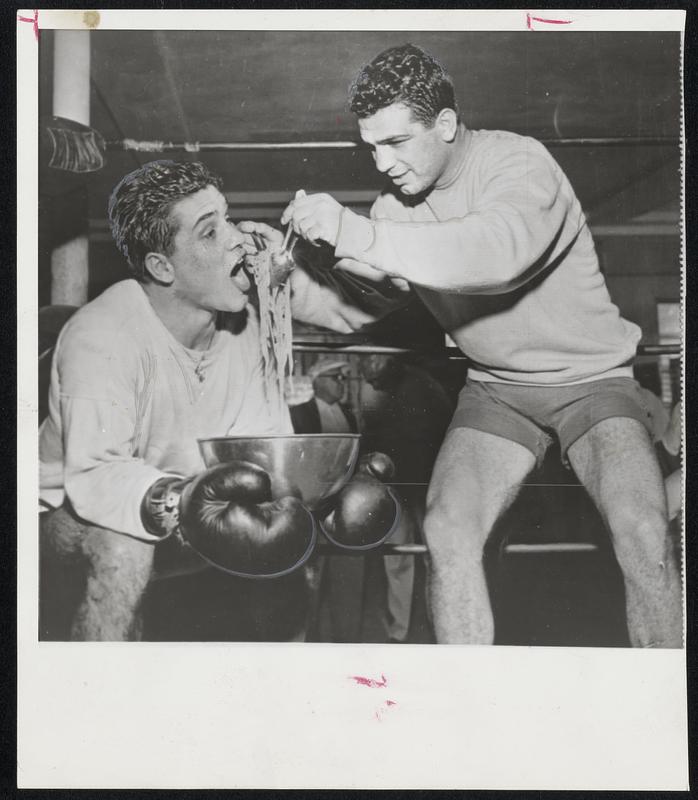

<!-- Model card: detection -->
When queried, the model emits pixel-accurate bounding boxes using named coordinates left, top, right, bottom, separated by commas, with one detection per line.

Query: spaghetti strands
left=246, top=248, right=294, bottom=403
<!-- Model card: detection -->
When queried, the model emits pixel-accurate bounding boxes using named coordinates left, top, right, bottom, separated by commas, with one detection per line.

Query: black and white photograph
left=17, top=8, right=689, bottom=790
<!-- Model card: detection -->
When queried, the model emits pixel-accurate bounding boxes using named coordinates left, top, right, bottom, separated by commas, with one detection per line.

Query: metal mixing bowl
left=198, top=434, right=361, bottom=509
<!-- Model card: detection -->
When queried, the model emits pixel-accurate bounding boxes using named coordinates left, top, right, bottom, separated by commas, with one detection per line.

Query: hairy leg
left=40, top=508, right=87, bottom=639
left=424, top=428, right=535, bottom=644
left=72, top=526, right=155, bottom=641
left=41, top=506, right=155, bottom=641
left=568, top=417, right=683, bottom=648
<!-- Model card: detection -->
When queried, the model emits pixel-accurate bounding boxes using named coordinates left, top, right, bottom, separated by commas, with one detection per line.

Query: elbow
left=466, top=208, right=563, bottom=293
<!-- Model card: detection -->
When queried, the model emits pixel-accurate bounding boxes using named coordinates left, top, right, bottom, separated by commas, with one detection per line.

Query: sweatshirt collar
left=434, top=125, right=472, bottom=191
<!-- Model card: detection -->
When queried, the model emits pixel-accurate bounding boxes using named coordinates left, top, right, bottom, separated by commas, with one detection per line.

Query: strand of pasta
left=246, top=248, right=294, bottom=406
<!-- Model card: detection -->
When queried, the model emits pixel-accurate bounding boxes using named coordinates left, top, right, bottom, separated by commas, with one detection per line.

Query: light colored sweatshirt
left=336, top=128, right=640, bottom=385
left=39, top=280, right=292, bottom=541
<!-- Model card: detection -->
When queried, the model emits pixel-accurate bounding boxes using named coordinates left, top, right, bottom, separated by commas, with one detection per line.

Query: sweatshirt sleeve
left=335, top=144, right=573, bottom=294
left=55, top=322, right=176, bottom=541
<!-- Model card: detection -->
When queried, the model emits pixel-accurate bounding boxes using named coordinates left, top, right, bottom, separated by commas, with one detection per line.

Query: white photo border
left=17, top=9, right=689, bottom=790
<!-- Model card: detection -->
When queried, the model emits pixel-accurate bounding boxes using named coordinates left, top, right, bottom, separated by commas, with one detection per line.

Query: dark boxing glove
left=357, top=451, right=396, bottom=482
left=321, top=452, right=400, bottom=550
left=141, top=462, right=316, bottom=578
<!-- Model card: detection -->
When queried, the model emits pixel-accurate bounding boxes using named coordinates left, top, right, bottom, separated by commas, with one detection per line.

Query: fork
left=270, top=224, right=298, bottom=287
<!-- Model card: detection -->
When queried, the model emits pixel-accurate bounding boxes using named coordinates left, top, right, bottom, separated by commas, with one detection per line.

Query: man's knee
left=606, top=502, right=669, bottom=565
left=71, top=528, right=155, bottom=640
left=423, top=497, right=489, bottom=566
left=40, top=508, right=155, bottom=639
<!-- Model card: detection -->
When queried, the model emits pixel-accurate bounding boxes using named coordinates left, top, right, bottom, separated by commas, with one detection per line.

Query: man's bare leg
left=423, top=428, right=535, bottom=644
left=568, top=417, right=683, bottom=648
left=41, top=506, right=155, bottom=641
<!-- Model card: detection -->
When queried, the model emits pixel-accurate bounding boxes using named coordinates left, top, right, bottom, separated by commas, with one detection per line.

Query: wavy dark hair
left=349, top=43, right=458, bottom=126
left=107, top=160, right=223, bottom=281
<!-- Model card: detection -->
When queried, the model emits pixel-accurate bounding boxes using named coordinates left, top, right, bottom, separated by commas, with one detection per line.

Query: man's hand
left=237, top=220, right=283, bottom=256
left=280, top=190, right=344, bottom=248
left=335, top=258, right=411, bottom=292
left=289, top=267, right=375, bottom=333
left=238, top=219, right=374, bottom=333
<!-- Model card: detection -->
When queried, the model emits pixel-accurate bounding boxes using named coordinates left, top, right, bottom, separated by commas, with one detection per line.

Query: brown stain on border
left=82, top=10, right=100, bottom=29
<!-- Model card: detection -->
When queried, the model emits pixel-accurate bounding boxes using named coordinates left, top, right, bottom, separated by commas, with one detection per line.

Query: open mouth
left=229, top=252, right=245, bottom=277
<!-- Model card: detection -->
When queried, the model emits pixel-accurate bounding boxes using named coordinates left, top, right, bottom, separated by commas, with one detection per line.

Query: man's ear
left=436, top=108, right=458, bottom=143
left=144, top=252, right=174, bottom=285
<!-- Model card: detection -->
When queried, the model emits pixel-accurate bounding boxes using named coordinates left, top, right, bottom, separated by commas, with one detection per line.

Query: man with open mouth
left=38, top=159, right=374, bottom=641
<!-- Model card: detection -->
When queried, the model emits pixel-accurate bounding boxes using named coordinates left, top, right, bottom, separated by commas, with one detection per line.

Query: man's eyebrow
left=192, top=209, right=218, bottom=230
left=369, top=134, right=410, bottom=146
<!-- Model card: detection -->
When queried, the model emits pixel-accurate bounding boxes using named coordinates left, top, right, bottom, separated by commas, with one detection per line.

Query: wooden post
left=50, top=31, right=90, bottom=305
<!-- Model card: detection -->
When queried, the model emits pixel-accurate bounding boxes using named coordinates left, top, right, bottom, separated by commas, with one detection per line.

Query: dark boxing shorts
left=448, top=376, right=656, bottom=466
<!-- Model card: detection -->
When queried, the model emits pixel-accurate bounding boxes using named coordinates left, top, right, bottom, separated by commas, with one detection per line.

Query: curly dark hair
left=107, top=160, right=223, bottom=281
left=349, top=43, right=458, bottom=125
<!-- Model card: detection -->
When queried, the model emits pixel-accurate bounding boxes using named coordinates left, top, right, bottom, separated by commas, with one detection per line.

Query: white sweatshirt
left=39, top=280, right=292, bottom=541
left=336, top=128, right=640, bottom=386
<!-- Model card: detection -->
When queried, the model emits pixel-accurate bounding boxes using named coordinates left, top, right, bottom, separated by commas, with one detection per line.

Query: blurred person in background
left=290, top=357, right=365, bottom=641
left=290, top=357, right=357, bottom=436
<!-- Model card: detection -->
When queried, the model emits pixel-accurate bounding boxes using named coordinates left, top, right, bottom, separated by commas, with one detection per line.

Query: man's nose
left=374, top=146, right=395, bottom=174
left=227, top=223, right=246, bottom=250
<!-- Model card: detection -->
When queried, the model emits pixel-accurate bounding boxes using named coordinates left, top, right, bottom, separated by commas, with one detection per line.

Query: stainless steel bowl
left=198, top=434, right=361, bottom=509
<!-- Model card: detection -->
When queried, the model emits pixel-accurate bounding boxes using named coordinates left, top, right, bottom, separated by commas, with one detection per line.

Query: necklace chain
left=191, top=326, right=216, bottom=383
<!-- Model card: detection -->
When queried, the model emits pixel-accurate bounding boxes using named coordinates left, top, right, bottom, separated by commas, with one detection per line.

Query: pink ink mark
left=386, top=699, right=397, bottom=707
left=526, top=12, right=572, bottom=30
left=18, top=9, right=40, bottom=41
left=349, top=673, right=388, bottom=688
